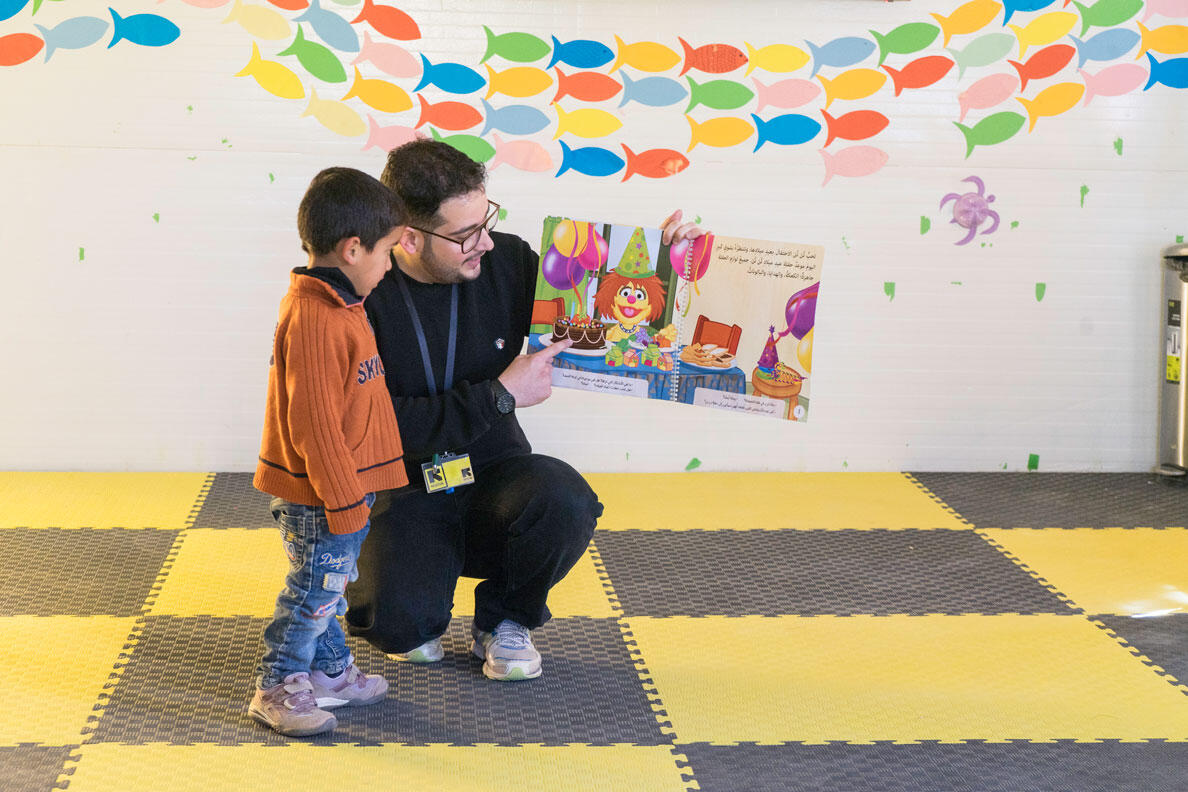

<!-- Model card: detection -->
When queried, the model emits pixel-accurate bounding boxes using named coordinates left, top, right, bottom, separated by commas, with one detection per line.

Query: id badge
left=422, top=452, right=475, bottom=493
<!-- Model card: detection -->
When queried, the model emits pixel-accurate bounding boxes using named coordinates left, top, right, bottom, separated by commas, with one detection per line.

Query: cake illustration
left=552, top=315, right=606, bottom=349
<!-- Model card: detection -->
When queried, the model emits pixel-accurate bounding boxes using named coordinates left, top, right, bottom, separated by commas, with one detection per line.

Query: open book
left=527, top=217, right=824, bottom=421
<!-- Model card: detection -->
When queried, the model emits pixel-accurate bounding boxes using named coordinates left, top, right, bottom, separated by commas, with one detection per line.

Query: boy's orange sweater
left=254, top=270, right=407, bottom=534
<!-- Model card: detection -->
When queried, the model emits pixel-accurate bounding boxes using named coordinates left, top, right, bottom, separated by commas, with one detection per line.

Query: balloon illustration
left=797, top=327, right=813, bottom=373
left=577, top=225, right=608, bottom=271
left=782, top=281, right=818, bottom=340
left=552, top=218, right=590, bottom=258
left=541, top=245, right=584, bottom=290
left=543, top=221, right=605, bottom=317
left=669, top=232, right=714, bottom=293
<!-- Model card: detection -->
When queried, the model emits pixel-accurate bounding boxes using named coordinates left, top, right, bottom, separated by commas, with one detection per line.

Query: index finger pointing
left=535, top=338, right=573, bottom=361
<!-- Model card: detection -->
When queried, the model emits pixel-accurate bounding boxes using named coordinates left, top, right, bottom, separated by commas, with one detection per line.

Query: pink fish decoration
left=362, top=116, right=422, bottom=152
left=1080, top=63, right=1148, bottom=104
left=1143, top=0, right=1188, bottom=23
left=489, top=133, right=553, bottom=172
left=352, top=31, right=420, bottom=79
left=957, top=73, right=1019, bottom=121
left=819, top=145, right=888, bottom=186
left=752, top=76, right=821, bottom=111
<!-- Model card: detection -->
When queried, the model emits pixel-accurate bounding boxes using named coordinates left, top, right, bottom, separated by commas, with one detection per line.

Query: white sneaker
left=386, top=636, right=444, bottom=663
left=471, top=620, right=542, bottom=681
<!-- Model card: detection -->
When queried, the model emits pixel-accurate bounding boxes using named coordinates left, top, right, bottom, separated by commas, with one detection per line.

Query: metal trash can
left=1157, top=243, right=1188, bottom=476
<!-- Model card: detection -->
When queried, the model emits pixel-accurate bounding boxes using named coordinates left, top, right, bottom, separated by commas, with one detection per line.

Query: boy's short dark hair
left=297, top=166, right=406, bottom=256
left=380, top=140, right=486, bottom=228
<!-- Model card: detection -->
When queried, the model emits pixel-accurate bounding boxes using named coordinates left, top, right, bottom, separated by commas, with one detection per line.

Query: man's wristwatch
left=490, top=378, right=516, bottom=415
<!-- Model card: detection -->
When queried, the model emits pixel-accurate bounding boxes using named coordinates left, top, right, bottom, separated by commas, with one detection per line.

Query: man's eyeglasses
left=414, top=201, right=500, bottom=254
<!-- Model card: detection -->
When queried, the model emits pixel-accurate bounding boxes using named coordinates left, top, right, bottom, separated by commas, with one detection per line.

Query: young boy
left=249, top=167, right=409, bottom=737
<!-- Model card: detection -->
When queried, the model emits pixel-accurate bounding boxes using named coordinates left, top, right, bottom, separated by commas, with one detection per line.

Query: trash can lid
left=1164, top=243, right=1188, bottom=260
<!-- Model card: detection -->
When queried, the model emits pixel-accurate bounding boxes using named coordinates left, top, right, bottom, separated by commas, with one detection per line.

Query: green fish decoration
left=430, top=128, right=496, bottom=164
left=1072, top=0, right=1142, bottom=36
left=947, top=32, right=1015, bottom=79
left=278, top=26, right=347, bottom=84
left=684, top=76, right=755, bottom=113
left=953, top=111, right=1025, bottom=159
left=869, top=22, right=940, bottom=66
left=481, top=26, right=551, bottom=64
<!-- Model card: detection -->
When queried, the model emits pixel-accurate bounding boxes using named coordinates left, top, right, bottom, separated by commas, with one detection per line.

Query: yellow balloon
left=552, top=219, right=589, bottom=258
left=797, top=328, right=813, bottom=373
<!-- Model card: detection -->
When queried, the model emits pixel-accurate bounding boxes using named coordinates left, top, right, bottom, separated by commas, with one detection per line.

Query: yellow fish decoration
left=817, top=68, right=887, bottom=109
left=236, top=42, right=303, bottom=100
left=685, top=114, right=754, bottom=152
left=484, top=64, right=553, bottom=99
left=610, top=35, right=682, bottom=73
left=303, top=87, right=367, bottom=137
left=342, top=67, right=412, bottom=113
left=1137, top=22, right=1188, bottom=59
left=1017, top=81, right=1084, bottom=131
left=1008, top=11, right=1078, bottom=59
left=553, top=104, right=623, bottom=139
left=744, top=42, right=809, bottom=76
left=930, top=0, right=1001, bottom=47
left=223, top=0, right=290, bottom=41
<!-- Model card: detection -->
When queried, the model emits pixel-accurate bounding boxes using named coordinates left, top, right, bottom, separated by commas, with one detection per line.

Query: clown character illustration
left=594, top=226, right=678, bottom=348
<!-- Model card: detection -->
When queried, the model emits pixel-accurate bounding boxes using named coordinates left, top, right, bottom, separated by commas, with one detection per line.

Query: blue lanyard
left=395, top=269, right=458, bottom=394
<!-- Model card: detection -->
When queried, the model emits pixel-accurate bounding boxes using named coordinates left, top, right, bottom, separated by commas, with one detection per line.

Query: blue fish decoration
left=295, top=0, right=358, bottom=53
left=479, top=99, right=550, bottom=137
left=108, top=8, right=180, bottom=49
left=751, top=113, right=821, bottom=152
left=556, top=140, right=625, bottom=178
left=0, top=0, right=30, bottom=23
left=34, top=16, right=107, bottom=61
left=1001, top=0, right=1057, bottom=25
left=547, top=36, right=614, bottom=70
left=1067, top=28, right=1139, bottom=67
left=1145, top=52, right=1188, bottom=90
left=805, top=36, right=876, bottom=78
left=414, top=54, right=486, bottom=94
left=618, top=70, right=688, bottom=108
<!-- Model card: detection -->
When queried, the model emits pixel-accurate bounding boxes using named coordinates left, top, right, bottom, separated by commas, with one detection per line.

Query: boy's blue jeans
left=256, top=494, right=374, bottom=690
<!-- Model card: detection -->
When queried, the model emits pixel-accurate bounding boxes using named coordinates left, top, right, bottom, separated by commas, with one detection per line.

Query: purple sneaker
left=248, top=672, right=336, bottom=736
left=309, top=664, right=389, bottom=709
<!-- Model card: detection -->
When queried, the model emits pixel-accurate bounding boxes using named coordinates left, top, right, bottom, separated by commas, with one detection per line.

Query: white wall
left=1, top=0, right=1184, bottom=472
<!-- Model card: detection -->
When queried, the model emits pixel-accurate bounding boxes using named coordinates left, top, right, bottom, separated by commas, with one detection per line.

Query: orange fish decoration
left=351, top=0, right=421, bottom=42
left=880, top=55, right=954, bottom=96
left=266, top=0, right=310, bottom=10
left=415, top=95, right=481, bottom=131
left=1006, top=44, right=1075, bottom=92
left=678, top=37, right=748, bottom=76
left=0, top=32, right=43, bottom=67
left=553, top=67, right=622, bottom=103
left=621, top=145, right=690, bottom=181
left=820, top=109, right=890, bottom=147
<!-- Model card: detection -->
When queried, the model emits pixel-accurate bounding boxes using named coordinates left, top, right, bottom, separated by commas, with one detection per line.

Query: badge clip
left=422, top=452, right=475, bottom=493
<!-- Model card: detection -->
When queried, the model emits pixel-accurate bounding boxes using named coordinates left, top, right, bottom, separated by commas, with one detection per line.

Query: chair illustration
left=531, top=297, right=566, bottom=326
left=691, top=314, right=742, bottom=355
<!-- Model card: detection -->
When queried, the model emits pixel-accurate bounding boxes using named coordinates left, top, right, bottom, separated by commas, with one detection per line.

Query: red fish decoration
left=266, top=0, right=310, bottom=10
left=880, top=55, right=954, bottom=96
left=621, top=145, right=689, bottom=181
left=0, top=33, right=43, bottom=67
left=415, top=95, right=481, bottom=130
left=351, top=0, right=421, bottom=41
left=1007, top=44, right=1075, bottom=92
left=553, top=67, right=622, bottom=103
left=821, top=109, right=890, bottom=147
left=678, top=38, right=748, bottom=76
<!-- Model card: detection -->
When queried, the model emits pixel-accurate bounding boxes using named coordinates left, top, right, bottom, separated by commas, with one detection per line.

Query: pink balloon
left=577, top=226, right=608, bottom=271
left=669, top=232, right=714, bottom=282
left=541, top=245, right=585, bottom=291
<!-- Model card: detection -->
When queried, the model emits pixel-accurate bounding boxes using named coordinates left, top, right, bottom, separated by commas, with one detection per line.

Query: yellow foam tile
left=0, top=616, right=136, bottom=746
left=981, top=527, right=1188, bottom=616
left=149, top=529, right=288, bottom=616
left=625, top=614, right=1188, bottom=745
left=583, top=472, right=967, bottom=531
left=0, top=472, right=210, bottom=529
left=453, top=550, right=615, bottom=618
left=63, top=743, right=691, bottom=792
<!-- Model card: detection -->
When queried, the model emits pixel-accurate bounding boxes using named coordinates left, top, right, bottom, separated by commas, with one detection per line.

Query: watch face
left=496, top=392, right=515, bottom=414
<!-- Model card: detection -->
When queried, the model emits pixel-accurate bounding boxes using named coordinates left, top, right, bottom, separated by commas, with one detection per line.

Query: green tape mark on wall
left=884, top=282, right=895, bottom=300
left=1027, top=453, right=1039, bottom=471
left=694, top=215, right=702, bottom=224
left=78, top=247, right=84, bottom=261
left=1113, top=137, right=1123, bottom=155
left=1010, top=220, right=1019, bottom=229
left=187, top=155, right=197, bottom=161
left=1035, top=282, right=1046, bottom=301
left=1079, top=185, right=1089, bottom=207
left=685, top=457, right=701, bottom=471
left=842, top=236, right=850, bottom=250
left=152, top=213, right=160, bottom=223
left=499, top=207, right=508, bottom=221
left=1179, top=235, right=1185, bottom=244
left=269, top=173, right=275, bottom=183
left=920, top=216, right=930, bottom=234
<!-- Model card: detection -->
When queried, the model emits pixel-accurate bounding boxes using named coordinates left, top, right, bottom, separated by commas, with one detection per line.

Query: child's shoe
left=309, top=664, right=388, bottom=708
left=248, top=672, right=336, bottom=736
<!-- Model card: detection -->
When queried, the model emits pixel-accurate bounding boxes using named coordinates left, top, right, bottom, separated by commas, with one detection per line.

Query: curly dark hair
left=380, top=139, right=487, bottom=227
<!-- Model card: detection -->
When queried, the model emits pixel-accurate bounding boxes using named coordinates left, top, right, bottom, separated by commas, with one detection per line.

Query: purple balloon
left=786, top=282, right=818, bottom=339
left=541, top=245, right=585, bottom=291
